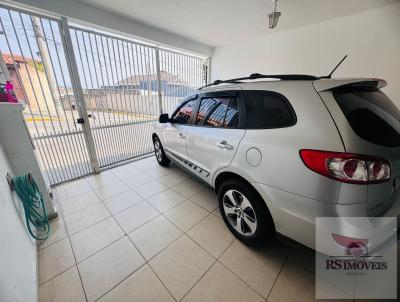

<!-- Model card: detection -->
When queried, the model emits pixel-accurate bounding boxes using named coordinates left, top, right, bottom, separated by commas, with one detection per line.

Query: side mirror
left=159, top=113, right=169, bottom=123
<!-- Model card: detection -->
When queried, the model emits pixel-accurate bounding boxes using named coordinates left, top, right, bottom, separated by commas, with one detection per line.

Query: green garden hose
left=13, top=174, right=50, bottom=240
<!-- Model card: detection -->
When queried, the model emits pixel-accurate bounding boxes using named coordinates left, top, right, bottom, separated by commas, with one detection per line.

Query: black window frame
left=242, top=90, right=297, bottom=129
left=190, top=90, right=246, bottom=129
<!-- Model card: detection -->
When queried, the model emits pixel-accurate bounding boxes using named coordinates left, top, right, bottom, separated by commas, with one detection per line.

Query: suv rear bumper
left=253, top=183, right=400, bottom=251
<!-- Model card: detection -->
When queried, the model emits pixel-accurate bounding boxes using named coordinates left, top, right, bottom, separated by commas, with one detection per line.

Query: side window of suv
left=171, top=99, right=196, bottom=124
left=244, top=91, right=296, bottom=129
left=196, top=96, right=239, bottom=128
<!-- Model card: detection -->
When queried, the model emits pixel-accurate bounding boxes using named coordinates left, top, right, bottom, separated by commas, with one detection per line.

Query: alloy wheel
left=223, top=189, right=257, bottom=236
left=154, top=140, right=163, bottom=161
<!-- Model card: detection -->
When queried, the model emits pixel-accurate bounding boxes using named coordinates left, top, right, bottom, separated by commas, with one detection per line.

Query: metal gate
left=69, top=27, right=207, bottom=168
left=0, top=4, right=208, bottom=185
left=0, top=5, right=95, bottom=185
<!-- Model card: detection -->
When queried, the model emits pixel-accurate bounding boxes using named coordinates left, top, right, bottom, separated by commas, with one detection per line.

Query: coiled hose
left=13, top=174, right=50, bottom=240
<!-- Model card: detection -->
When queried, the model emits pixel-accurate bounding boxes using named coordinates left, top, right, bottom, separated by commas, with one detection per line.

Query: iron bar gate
left=0, top=4, right=208, bottom=185
left=0, top=5, right=94, bottom=185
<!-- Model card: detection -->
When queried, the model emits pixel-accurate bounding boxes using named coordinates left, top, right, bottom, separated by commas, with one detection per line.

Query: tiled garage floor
left=38, top=156, right=341, bottom=302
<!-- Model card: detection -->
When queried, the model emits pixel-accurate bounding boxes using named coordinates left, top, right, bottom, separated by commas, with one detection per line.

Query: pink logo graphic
left=331, top=233, right=369, bottom=257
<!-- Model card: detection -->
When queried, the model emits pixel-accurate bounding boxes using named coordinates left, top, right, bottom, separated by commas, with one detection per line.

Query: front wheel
left=153, top=136, right=170, bottom=167
left=218, top=179, right=274, bottom=246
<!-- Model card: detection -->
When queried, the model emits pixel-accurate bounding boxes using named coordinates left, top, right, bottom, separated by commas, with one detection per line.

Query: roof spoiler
left=199, top=73, right=318, bottom=90
left=313, top=78, right=387, bottom=92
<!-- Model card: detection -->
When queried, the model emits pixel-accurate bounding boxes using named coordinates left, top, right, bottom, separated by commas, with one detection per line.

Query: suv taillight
left=299, top=149, right=391, bottom=184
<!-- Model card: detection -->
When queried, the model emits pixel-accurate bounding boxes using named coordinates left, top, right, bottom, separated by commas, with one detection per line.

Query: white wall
left=0, top=135, right=38, bottom=302
left=211, top=3, right=400, bottom=104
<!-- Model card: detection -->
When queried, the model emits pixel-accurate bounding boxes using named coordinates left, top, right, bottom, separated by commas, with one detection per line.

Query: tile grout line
left=44, top=162, right=242, bottom=301
left=47, top=190, right=90, bottom=301
left=87, top=169, right=154, bottom=301
left=177, top=235, right=237, bottom=302
left=265, top=249, right=290, bottom=302
left=38, top=218, right=68, bottom=251
left=126, top=234, right=179, bottom=302
left=215, top=257, right=270, bottom=300
left=87, top=195, right=217, bottom=300
left=66, top=239, right=89, bottom=302
left=93, top=261, right=149, bottom=302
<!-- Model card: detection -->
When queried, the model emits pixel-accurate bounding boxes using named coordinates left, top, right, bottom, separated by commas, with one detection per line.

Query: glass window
left=244, top=91, right=295, bottom=129
left=196, top=96, right=239, bottom=128
left=196, top=98, right=220, bottom=125
left=171, top=99, right=196, bottom=124
left=223, top=98, right=239, bottom=128
left=333, top=87, right=400, bottom=147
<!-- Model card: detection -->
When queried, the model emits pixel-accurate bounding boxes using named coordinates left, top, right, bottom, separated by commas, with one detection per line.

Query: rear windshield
left=333, top=87, right=400, bottom=147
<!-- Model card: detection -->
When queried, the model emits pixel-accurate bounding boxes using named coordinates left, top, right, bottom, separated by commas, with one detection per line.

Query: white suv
left=152, top=74, right=400, bottom=249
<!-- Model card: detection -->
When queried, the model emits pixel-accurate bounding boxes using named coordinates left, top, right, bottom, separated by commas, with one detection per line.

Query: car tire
left=218, top=179, right=274, bottom=246
left=153, top=136, right=170, bottom=167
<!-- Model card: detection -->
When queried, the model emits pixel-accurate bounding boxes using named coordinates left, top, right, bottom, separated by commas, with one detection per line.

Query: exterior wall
left=61, top=91, right=182, bottom=116
left=16, top=62, right=56, bottom=114
left=0, top=138, right=38, bottom=302
left=211, top=3, right=400, bottom=106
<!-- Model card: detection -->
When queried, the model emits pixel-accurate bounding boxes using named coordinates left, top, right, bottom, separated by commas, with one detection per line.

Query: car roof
left=198, top=77, right=386, bottom=94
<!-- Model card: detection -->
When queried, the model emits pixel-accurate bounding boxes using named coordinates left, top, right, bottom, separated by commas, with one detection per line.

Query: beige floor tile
left=39, top=266, right=86, bottom=302
left=64, top=203, right=110, bottom=235
left=123, top=173, right=154, bottom=189
left=146, top=188, right=187, bottom=213
left=40, top=218, right=68, bottom=250
left=70, top=217, right=124, bottom=262
left=78, top=237, right=145, bottom=302
left=158, top=170, right=188, bottom=187
left=92, top=180, right=130, bottom=200
left=268, top=261, right=353, bottom=302
left=187, top=214, right=234, bottom=258
left=182, top=261, right=263, bottom=302
left=287, top=241, right=315, bottom=273
left=112, top=164, right=142, bottom=179
left=173, top=178, right=205, bottom=198
left=39, top=238, right=75, bottom=284
left=164, top=200, right=209, bottom=231
left=114, top=201, right=159, bottom=233
left=212, top=208, right=223, bottom=218
left=86, top=170, right=120, bottom=188
left=60, top=190, right=100, bottom=217
left=103, top=190, right=143, bottom=215
left=219, top=239, right=288, bottom=298
left=190, top=188, right=219, bottom=212
left=133, top=157, right=159, bottom=171
left=129, top=215, right=182, bottom=260
left=146, top=166, right=173, bottom=179
left=53, top=178, right=91, bottom=201
left=133, top=179, right=168, bottom=199
left=98, top=264, right=174, bottom=302
left=149, top=235, right=214, bottom=300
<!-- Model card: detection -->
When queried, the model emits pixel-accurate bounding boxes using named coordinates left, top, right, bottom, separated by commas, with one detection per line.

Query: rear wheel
left=153, top=136, right=170, bottom=167
left=218, top=179, right=274, bottom=246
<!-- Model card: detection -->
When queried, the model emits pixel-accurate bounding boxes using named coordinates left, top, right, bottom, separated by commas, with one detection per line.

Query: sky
left=0, top=7, right=204, bottom=90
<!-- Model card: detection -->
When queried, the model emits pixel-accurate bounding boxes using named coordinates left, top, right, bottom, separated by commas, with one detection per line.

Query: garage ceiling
left=76, top=0, right=398, bottom=47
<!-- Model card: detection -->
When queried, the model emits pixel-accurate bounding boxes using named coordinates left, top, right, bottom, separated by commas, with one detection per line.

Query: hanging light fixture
left=268, top=0, right=281, bottom=29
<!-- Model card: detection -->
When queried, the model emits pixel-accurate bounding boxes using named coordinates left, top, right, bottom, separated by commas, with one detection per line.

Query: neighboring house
left=115, top=70, right=195, bottom=97
left=2, top=53, right=56, bottom=114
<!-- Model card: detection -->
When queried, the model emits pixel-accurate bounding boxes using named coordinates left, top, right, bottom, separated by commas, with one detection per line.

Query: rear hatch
left=315, top=79, right=400, bottom=216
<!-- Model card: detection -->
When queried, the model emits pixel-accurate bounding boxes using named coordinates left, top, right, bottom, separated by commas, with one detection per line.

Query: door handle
left=178, top=133, right=186, bottom=139
left=217, top=140, right=233, bottom=150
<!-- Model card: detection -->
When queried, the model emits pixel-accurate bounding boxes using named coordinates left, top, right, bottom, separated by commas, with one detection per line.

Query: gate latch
left=76, top=118, right=85, bottom=124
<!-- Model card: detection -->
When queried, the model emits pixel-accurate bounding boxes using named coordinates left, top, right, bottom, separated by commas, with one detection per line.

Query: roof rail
left=199, top=73, right=318, bottom=90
